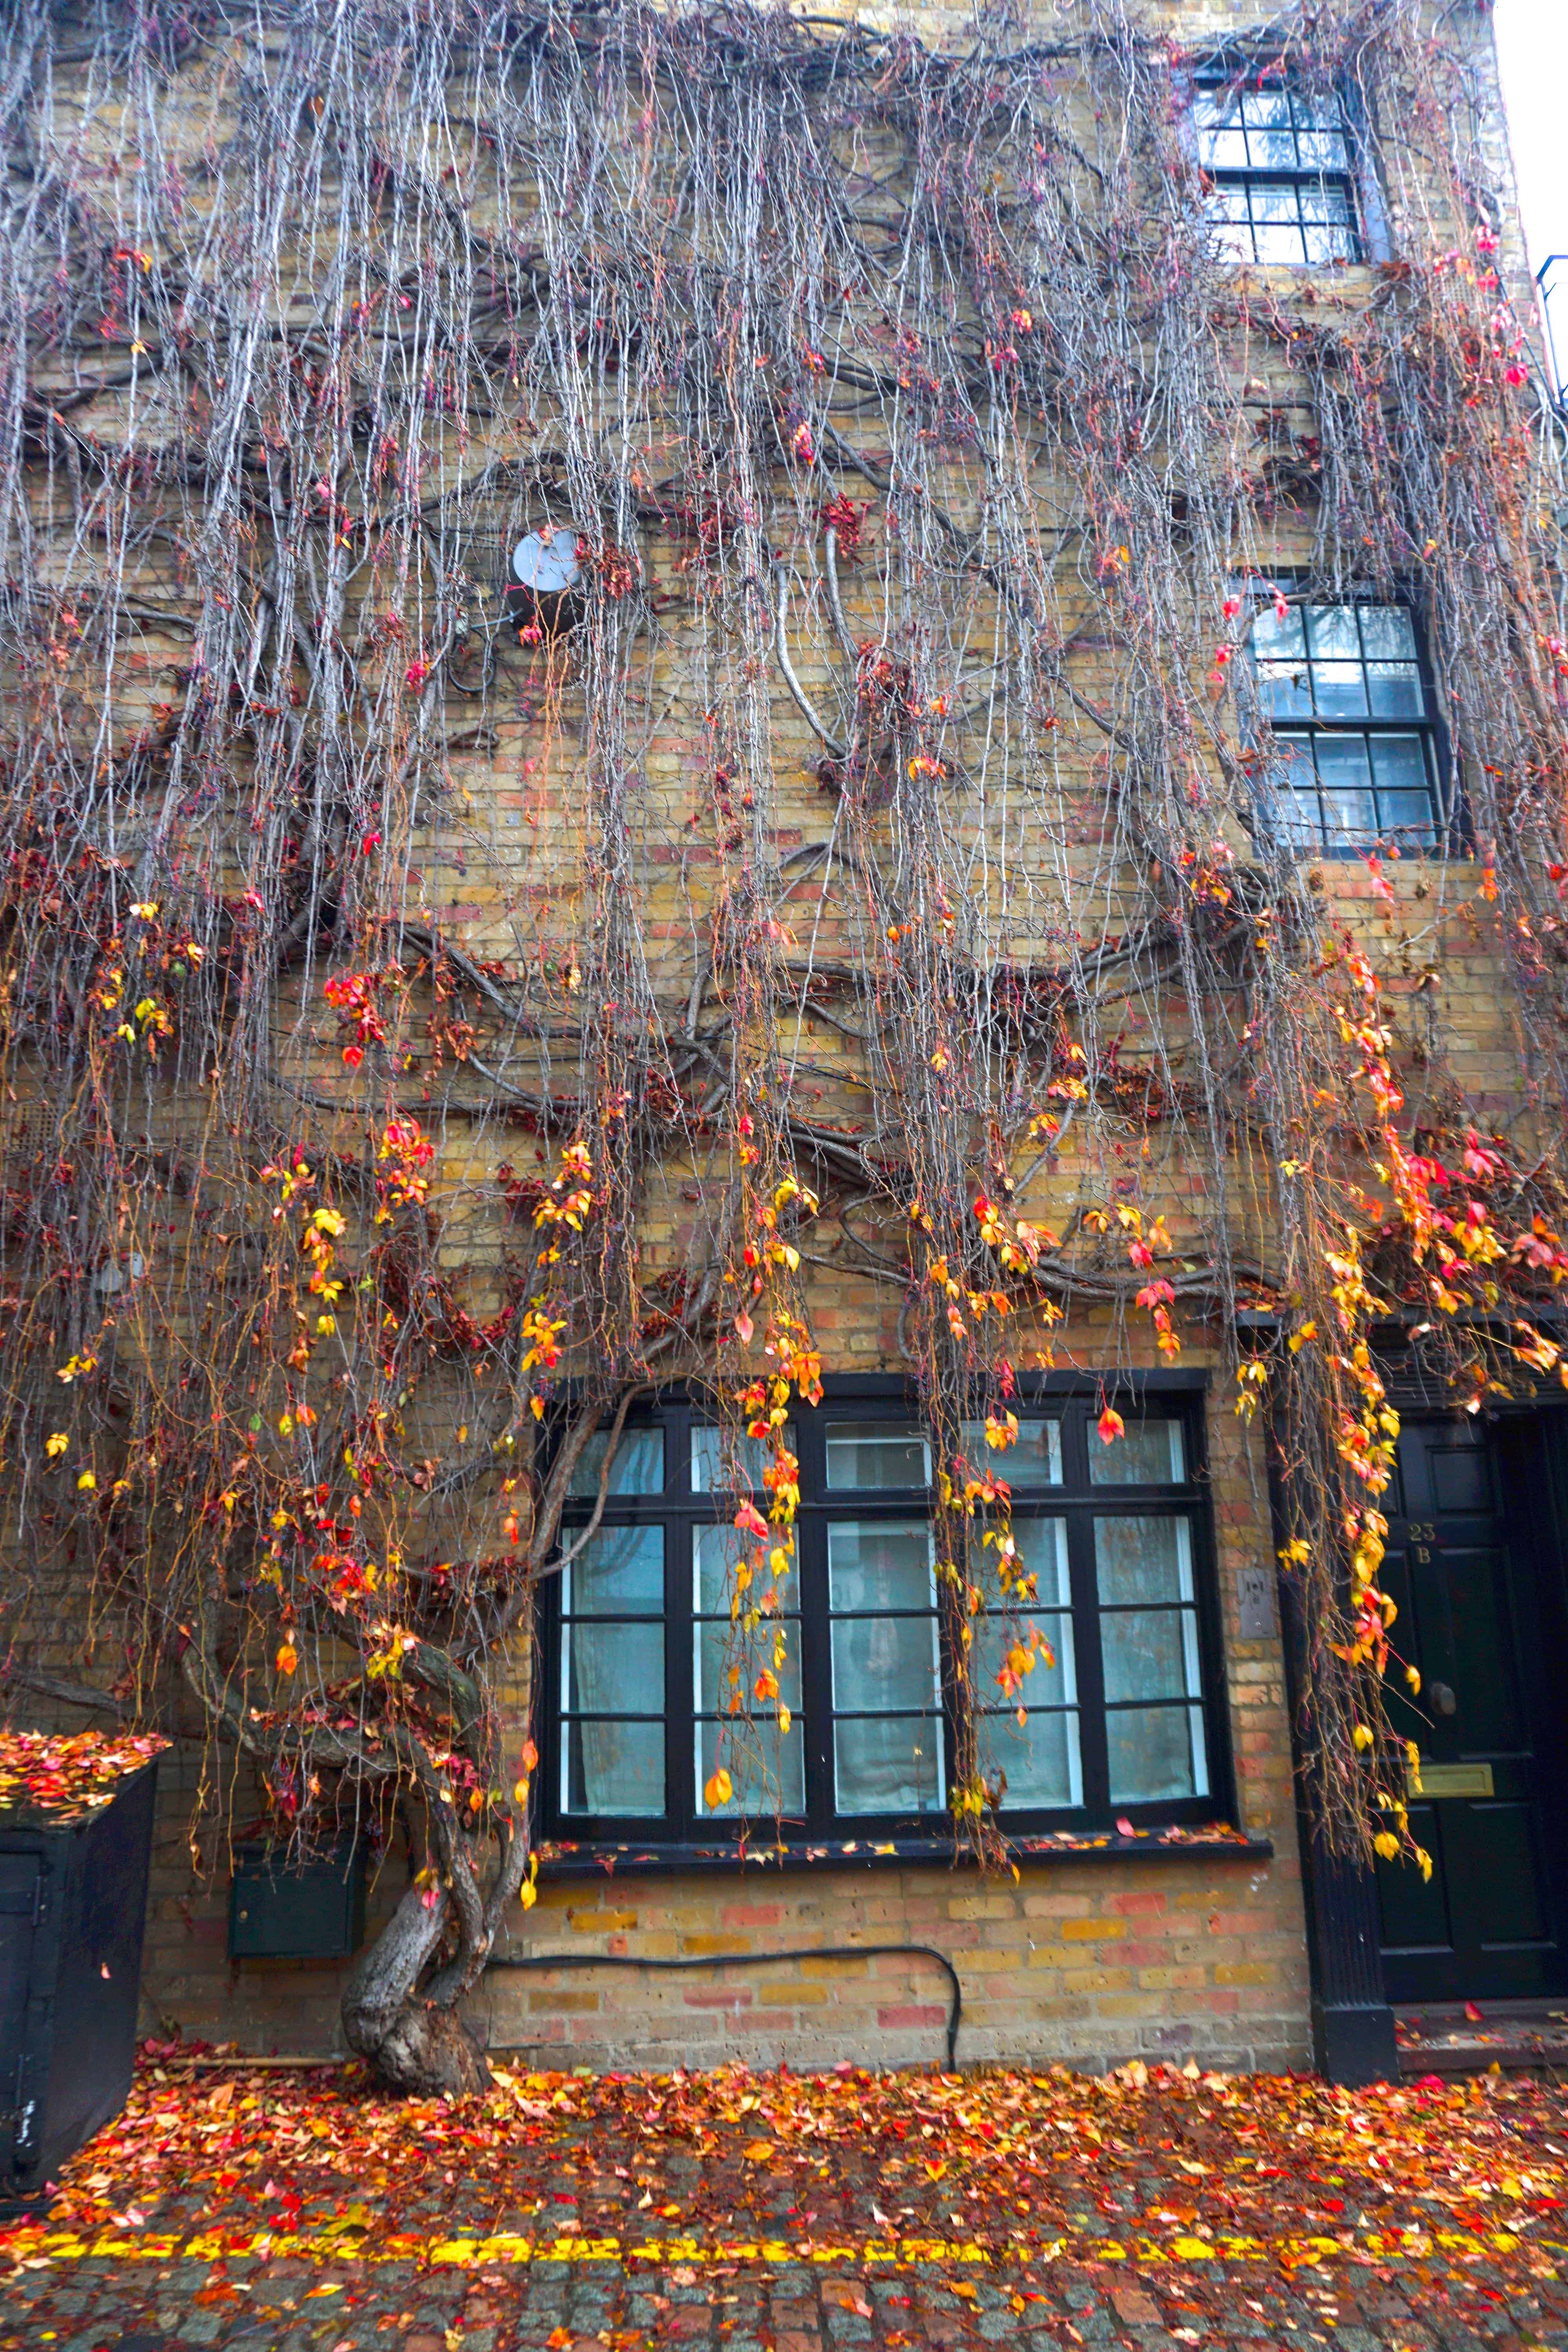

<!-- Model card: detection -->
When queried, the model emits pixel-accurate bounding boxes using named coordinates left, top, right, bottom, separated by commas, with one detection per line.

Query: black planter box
left=228, top=1835, right=365, bottom=1960
left=0, top=1757, right=158, bottom=2200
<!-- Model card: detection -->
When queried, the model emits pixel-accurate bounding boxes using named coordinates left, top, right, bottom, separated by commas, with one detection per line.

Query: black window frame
left=1242, top=577, right=1457, bottom=858
left=1193, top=68, right=1365, bottom=271
left=538, top=1374, right=1234, bottom=1858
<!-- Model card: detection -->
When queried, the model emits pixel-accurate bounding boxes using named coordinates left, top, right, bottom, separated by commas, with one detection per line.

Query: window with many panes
left=1247, top=591, right=1447, bottom=853
left=542, top=1387, right=1224, bottom=1848
left=1196, top=79, right=1361, bottom=268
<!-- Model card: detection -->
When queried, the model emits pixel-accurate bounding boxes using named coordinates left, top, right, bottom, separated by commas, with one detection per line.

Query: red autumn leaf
left=1097, top=1405, right=1125, bottom=1446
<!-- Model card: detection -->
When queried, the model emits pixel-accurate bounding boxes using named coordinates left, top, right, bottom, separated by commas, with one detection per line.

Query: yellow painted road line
left=0, top=2227, right=1538, bottom=2270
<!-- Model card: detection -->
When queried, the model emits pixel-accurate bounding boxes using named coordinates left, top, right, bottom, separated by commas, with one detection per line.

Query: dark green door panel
left=1376, top=1415, right=1568, bottom=2004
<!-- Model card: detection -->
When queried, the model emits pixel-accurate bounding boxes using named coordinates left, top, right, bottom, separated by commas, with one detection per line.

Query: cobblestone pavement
left=9, top=2243, right=1568, bottom=2352
left=4, top=2062, right=1567, bottom=2352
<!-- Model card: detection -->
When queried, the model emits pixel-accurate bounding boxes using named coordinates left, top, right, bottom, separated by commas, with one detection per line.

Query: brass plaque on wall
left=1406, top=1761, right=1495, bottom=1799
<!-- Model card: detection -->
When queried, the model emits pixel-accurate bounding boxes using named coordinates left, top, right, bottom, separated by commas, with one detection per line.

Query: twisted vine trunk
left=340, top=1880, right=492, bottom=2097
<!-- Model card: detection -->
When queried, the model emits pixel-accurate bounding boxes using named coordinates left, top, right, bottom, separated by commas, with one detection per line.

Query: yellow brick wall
left=24, top=0, right=1533, bottom=2076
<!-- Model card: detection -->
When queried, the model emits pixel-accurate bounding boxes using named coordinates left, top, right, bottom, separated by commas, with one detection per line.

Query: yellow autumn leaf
left=45, top=1432, right=69, bottom=1457
left=742, top=2139, right=774, bottom=2161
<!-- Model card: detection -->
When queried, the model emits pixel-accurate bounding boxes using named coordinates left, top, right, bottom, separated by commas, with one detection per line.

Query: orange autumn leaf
left=1096, top=1405, right=1125, bottom=1446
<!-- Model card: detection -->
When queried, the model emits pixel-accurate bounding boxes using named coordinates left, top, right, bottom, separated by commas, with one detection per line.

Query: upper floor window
left=1249, top=592, right=1446, bottom=854
left=1196, top=81, right=1360, bottom=267
left=541, top=1386, right=1224, bottom=1852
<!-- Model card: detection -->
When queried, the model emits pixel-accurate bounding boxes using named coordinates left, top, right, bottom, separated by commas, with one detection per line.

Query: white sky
left=1495, top=0, right=1567, bottom=272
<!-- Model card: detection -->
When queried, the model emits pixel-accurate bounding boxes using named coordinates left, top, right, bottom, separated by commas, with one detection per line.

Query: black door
left=0, top=1853, right=40, bottom=2174
left=1376, top=1414, right=1568, bottom=2003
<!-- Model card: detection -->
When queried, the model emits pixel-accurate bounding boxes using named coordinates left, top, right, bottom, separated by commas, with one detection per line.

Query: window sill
left=534, top=1823, right=1273, bottom=1880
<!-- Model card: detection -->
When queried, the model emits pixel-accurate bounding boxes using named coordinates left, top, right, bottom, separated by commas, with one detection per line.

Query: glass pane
left=834, top=1715, right=944, bottom=1815
left=567, top=1426, right=664, bottom=1498
left=1311, top=660, right=1369, bottom=719
left=1253, top=129, right=1300, bottom=170
left=1314, top=737, right=1376, bottom=838
left=1256, top=659, right=1313, bottom=719
left=563, top=1619, right=664, bottom=1713
left=828, top=1519, right=935, bottom=1612
left=1252, top=185, right=1302, bottom=225
left=1244, top=89, right=1292, bottom=129
left=1101, top=1607, right=1203, bottom=1704
left=1305, top=605, right=1360, bottom=659
left=695, top=1523, right=795, bottom=1613
left=1279, top=788, right=1323, bottom=849
left=960, top=1416, right=1062, bottom=1485
left=831, top=1611, right=941, bottom=1715
left=697, top=1719, right=804, bottom=1817
left=973, top=1608, right=1075, bottom=1709
left=1303, top=221, right=1355, bottom=266
left=697, top=1521, right=745, bottom=1613
left=1297, top=129, right=1348, bottom=170
left=1366, top=663, right=1424, bottom=719
left=691, top=1423, right=796, bottom=1492
left=1107, top=1705, right=1210, bottom=1804
left=1321, top=795, right=1378, bottom=844
left=1357, top=605, right=1417, bottom=660
left=1370, top=733, right=1432, bottom=806
left=1271, top=733, right=1318, bottom=803
left=563, top=1717, right=664, bottom=1817
left=824, top=1422, right=930, bottom=1490
left=1309, top=182, right=1354, bottom=225
left=1377, top=789, right=1437, bottom=847
left=1089, top=1418, right=1186, bottom=1485
left=1202, top=129, right=1250, bottom=171
left=1252, top=603, right=1305, bottom=659
left=1013, top=1514, right=1072, bottom=1606
left=1094, top=1514, right=1196, bottom=1607
left=1254, top=222, right=1306, bottom=266
left=1291, top=92, right=1345, bottom=131
left=695, top=1617, right=803, bottom=1714
left=562, top=1524, right=665, bottom=1615
left=985, top=1708, right=1082, bottom=1810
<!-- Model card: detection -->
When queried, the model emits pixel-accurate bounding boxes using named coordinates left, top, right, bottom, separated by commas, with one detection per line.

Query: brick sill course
left=534, top=1824, right=1274, bottom=1880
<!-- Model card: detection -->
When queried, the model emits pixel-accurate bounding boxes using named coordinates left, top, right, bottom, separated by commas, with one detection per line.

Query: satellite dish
left=510, top=526, right=582, bottom=597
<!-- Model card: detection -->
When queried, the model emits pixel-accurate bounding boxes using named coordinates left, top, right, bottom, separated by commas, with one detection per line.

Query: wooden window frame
left=537, top=1376, right=1234, bottom=1859
left=1243, top=579, right=1456, bottom=857
left=1194, top=73, right=1365, bottom=270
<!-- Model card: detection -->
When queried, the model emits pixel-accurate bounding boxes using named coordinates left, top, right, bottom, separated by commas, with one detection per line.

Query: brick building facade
left=7, top=0, right=1566, bottom=2088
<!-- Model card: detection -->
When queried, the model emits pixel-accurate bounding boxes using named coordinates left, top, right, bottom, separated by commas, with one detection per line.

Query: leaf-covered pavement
left=6, top=2054, right=1568, bottom=2350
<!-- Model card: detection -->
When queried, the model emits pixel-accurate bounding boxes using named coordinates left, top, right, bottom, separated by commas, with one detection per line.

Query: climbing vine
left=0, top=0, right=1563, bottom=2089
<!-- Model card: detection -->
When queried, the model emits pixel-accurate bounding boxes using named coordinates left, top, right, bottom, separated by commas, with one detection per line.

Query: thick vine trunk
left=340, top=1880, right=492, bottom=2096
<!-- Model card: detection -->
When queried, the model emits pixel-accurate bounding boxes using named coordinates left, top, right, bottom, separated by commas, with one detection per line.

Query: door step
left=1395, top=2000, right=1568, bottom=2074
